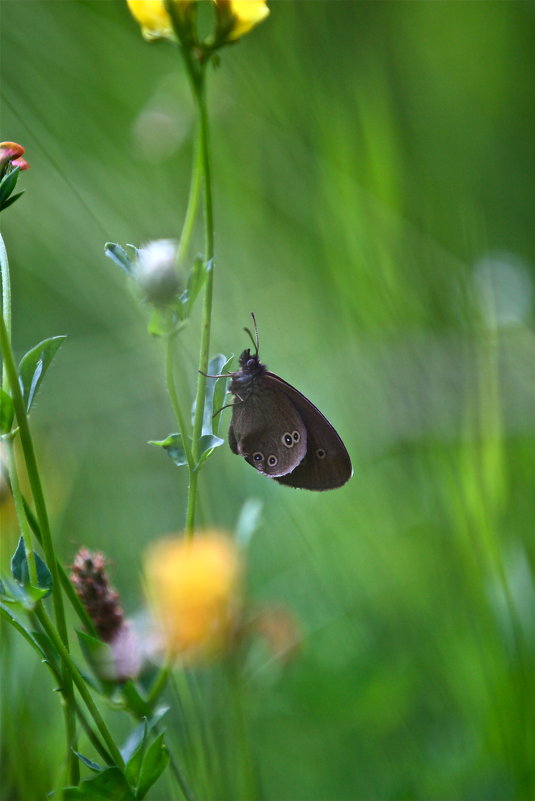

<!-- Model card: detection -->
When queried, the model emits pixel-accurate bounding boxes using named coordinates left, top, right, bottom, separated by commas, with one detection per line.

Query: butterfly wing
left=229, top=376, right=307, bottom=477
left=265, top=373, right=353, bottom=490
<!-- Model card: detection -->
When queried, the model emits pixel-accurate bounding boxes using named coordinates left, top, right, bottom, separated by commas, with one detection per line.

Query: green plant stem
left=165, top=332, right=194, bottom=471
left=0, top=313, right=68, bottom=642
left=0, top=232, right=11, bottom=388
left=0, top=606, right=112, bottom=766
left=0, top=245, right=79, bottom=783
left=187, top=66, right=215, bottom=536
left=4, top=439, right=39, bottom=586
left=164, top=9, right=217, bottom=535
left=35, top=605, right=125, bottom=769
left=177, top=127, right=203, bottom=267
left=22, top=496, right=98, bottom=637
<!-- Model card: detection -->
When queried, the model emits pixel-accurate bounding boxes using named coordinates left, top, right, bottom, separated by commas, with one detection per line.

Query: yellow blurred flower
left=126, top=0, right=175, bottom=41
left=126, top=0, right=268, bottom=44
left=145, top=531, right=242, bottom=661
left=215, top=0, right=269, bottom=42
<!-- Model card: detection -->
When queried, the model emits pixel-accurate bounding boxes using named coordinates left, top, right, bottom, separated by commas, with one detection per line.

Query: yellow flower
left=126, top=0, right=176, bottom=41
left=127, top=0, right=268, bottom=45
left=215, top=0, right=269, bottom=42
left=145, top=531, right=242, bottom=661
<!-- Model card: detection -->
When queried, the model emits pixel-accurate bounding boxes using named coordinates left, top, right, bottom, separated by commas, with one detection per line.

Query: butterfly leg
left=213, top=395, right=244, bottom=418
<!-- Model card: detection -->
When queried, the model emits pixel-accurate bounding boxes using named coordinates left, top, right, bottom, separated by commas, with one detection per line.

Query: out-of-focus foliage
left=1, top=2, right=534, bottom=799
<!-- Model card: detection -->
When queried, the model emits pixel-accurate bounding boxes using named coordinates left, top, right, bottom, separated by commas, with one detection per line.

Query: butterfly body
left=228, top=348, right=352, bottom=490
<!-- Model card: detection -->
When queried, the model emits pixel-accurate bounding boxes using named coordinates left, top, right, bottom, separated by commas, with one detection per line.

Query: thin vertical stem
left=177, top=126, right=203, bottom=268
left=165, top=332, right=194, bottom=472
left=4, top=441, right=39, bottom=589
left=0, top=232, right=11, bottom=388
left=187, top=69, right=215, bottom=536
left=0, top=307, right=79, bottom=782
left=35, top=606, right=125, bottom=770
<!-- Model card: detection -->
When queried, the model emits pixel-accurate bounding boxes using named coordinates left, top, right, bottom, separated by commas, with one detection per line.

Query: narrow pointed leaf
left=125, top=719, right=148, bottom=788
left=211, top=354, right=233, bottom=436
left=136, top=732, right=169, bottom=800
left=18, top=335, right=66, bottom=412
left=0, top=166, right=20, bottom=203
left=121, top=707, right=169, bottom=763
left=73, top=752, right=104, bottom=773
left=0, top=191, right=24, bottom=212
left=121, top=680, right=151, bottom=719
left=0, top=601, right=49, bottom=657
left=195, top=433, right=224, bottom=469
left=10, top=536, right=25, bottom=581
left=149, top=434, right=188, bottom=467
left=104, top=242, right=135, bottom=275
left=11, top=536, right=52, bottom=596
left=191, top=353, right=232, bottom=436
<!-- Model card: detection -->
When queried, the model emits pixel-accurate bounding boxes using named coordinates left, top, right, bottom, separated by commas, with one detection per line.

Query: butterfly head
left=238, top=348, right=265, bottom=375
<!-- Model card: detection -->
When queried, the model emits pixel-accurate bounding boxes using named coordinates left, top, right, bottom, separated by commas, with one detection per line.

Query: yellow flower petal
left=215, top=0, right=269, bottom=42
left=126, top=0, right=174, bottom=40
left=145, top=531, right=242, bottom=661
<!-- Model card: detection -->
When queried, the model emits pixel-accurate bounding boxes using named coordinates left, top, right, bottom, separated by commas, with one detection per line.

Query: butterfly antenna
left=243, top=312, right=260, bottom=356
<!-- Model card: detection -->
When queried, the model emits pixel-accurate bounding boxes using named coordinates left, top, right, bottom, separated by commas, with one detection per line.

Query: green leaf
left=0, top=191, right=24, bottom=212
left=0, top=601, right=49, bottom=657
left=18, top=335, right=66, bottom=412
left=31, top=629, right=59, bottom=666
left=198, top=353, right=232, bottom=436
left=10, top=536, right=25, bottom=580
left=121, top=680, right=151, bottom=719
left=121, top=707, right=169, bottom=763
left=0, top=575, right=49, bottom=611
left=62, top=768, right=136, bottom=800
left=124, top=719, right=148, bottom=789
left=211, top=354, right=233, bottom=436
left=0, top=387, right=14, bottom=433
left=136, top=732, right=169, bottom=800
left=149, top=433, right=188, bottom=467
left=104, top=242, right=135, bottom=275
left=73, top=752, right=104, bottom=773
left=195, top=433, right=224, bottom=469
left=0, top=166, right=20, bottom=204
left=10, top=536, right=52, bottom=596
left=189, top=353, right=232, bottom=469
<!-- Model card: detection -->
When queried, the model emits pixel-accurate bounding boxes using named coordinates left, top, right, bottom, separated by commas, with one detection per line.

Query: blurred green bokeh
left=1, top=1, right=534, bottom=799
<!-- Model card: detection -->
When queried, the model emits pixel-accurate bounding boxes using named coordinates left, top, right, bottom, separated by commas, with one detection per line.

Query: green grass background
left=1, top=1, right=534, bottom=799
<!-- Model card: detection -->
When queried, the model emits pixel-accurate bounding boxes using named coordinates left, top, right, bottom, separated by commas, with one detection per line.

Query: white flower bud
left=136, top=239, right=181, bottom=305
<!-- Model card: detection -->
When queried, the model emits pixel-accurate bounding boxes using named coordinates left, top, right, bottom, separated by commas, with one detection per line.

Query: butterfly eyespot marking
left=267, top=455, right=278, bottom=467
left=252, top=451, right=264, bottom=462
left=292, top=430, right=301, bottom=442
left=316, top=448, right=327, bottom=460
left=282, top=432, right=294, bottom=448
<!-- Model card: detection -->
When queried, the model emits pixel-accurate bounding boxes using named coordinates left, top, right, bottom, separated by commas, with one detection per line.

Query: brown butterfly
left=226, top=317, right=353, bottom=490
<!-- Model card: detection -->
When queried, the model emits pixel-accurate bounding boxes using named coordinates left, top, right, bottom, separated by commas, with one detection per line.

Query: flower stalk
left=0, top=232, right=80, bottom=783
